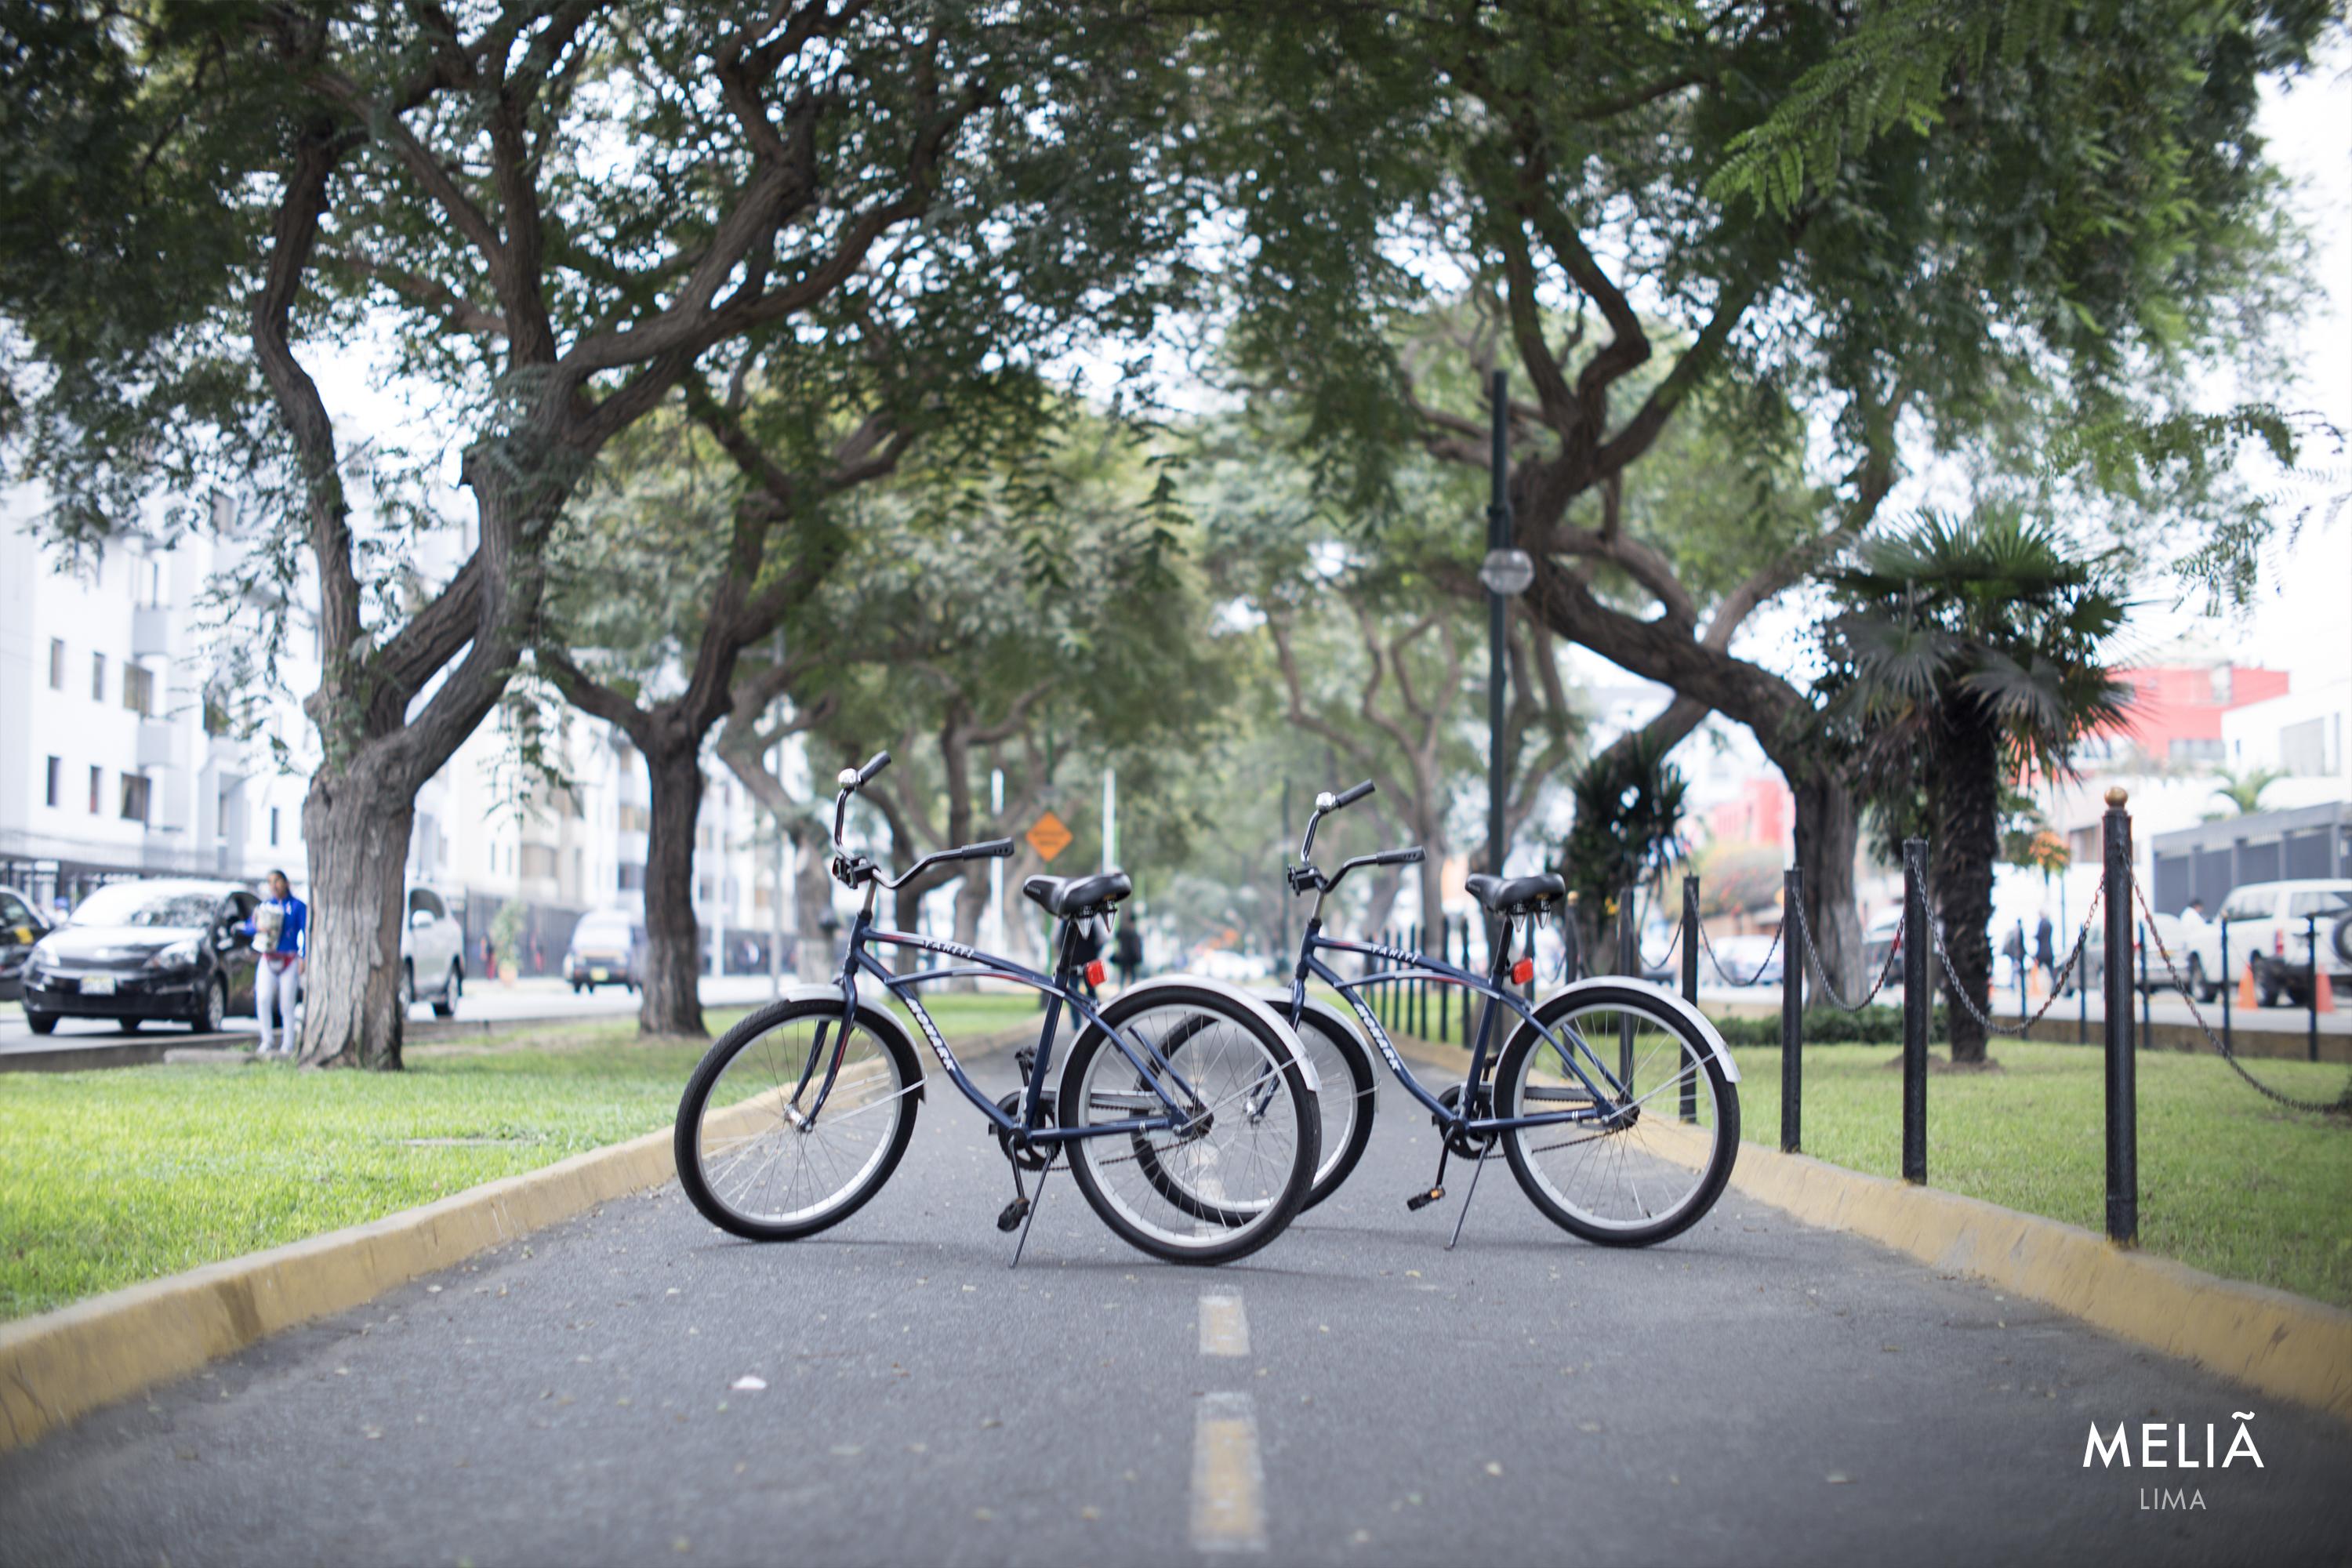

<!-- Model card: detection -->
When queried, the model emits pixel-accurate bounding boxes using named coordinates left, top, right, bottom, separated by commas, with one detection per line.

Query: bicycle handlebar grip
left=964, top=838, right=1016, bottom=860
left=1376, top=846, right=1425, bottom=866
left=857, top=750, right=892, bottom=786
left=1334, top=779, right=1376, bottom=808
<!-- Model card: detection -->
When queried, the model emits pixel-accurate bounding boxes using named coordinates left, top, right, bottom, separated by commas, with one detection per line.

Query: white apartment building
left=2, top=493, right=796, bottom=977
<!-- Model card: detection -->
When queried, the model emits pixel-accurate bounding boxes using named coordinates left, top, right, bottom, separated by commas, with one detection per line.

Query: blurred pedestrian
left=2033, top=911, right=2056, bottom=991
left=2002, top=921, right=2028, bottom=996
left=1113, top=920, right=1143, bottom=990
left=239, top=869, right=307, bottom=1057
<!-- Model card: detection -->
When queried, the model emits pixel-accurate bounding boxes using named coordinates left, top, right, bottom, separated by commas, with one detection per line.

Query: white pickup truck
left=2176, top=880, right=2352, bottom=1007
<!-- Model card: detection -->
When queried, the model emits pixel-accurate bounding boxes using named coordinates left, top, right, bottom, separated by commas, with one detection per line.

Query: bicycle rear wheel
left=674, top=1000, right=923, bottom=1242
left=1058, top=987, right=1319, bottom=1265
left=1493, top=984, right=1738, bottom=1247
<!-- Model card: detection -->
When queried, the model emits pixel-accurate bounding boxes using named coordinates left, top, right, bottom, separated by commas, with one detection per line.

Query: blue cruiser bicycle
left=1259, top=781, right=1742, bottom=1247
left=673, top=753, right=1322, bottom=1265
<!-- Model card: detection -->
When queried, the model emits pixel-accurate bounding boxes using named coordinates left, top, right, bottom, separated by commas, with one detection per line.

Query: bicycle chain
left=2129, top=884, right=2350, bottom=1117
left=1927, top=887, right=2103, bottom=1038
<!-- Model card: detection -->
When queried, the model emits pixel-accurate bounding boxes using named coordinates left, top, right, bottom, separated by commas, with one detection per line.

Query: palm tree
left=1818, top=510, right=2131, bottom=1064
left=2208, top=764, right=2286, bottom=818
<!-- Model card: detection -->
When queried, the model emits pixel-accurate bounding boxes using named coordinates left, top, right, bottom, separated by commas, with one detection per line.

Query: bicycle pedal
left=996, top=1199, right=1031, bottom=1233
left=1014, top=1047, right=1037, bottom=1079
left=1405, top=1186, right=1445, bottom=1212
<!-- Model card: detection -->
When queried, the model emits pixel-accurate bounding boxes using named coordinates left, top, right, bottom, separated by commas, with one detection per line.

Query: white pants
left=256, top=957, right=301, bottom=1052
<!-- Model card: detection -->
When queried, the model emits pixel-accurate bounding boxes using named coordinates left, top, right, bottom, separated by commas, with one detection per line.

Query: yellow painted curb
left=0, top=1121, right=675, bottom=1456
left=0, top=1018, right=1037, bottom=1457
left=1388, top=1033, right=2352, bottom=1425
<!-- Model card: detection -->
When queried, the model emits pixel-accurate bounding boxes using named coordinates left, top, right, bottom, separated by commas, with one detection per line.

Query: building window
left=90, top=652, right=106, bottom=702
left=269, top=807, right=280, bottom=847
left=48, top=638, right=64, bottom=690
left=521, top=844, right=558, bottom=880
left=2281, top=717, right=2331, bottom=777
left=88, top=766, right=102, bottom=813
left=122, top=664, right=154, bottom=717
left=2167, top=737, right=2224, bottom=765
left=119, top=773, right=151, bottom=823
left=45, top=757, right=60, bottom=808
left=619, top=803, right=651, bottom=834
left=618, top=862, right=645, bottom=891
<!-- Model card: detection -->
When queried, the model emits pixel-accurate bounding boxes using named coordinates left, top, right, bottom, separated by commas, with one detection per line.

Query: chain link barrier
left=1628, top=891, right=1683, bottom=972
left=1789, top=898, right=1906, bottom=1013
left=2129, top=884, right=2352, bottom=1117
left=1696, top=918, right=1783, bottom=989
left=1927, top=885, right=2105, bottom=1039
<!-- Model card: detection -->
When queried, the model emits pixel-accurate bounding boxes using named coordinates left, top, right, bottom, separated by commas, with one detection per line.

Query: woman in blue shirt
left=241, top=869, right=307, bottom=1057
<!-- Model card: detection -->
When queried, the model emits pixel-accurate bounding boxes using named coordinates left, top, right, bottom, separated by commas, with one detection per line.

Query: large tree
left=1819, top=509, right=2130, bottom=1063
left=1195, top=0, right=2336, bottom=991
left=529, top=10, right=1198, bottom=1034
left=5, top=1, right=1168, bottom=1065
left=719, top=415, right=1232, bottom=976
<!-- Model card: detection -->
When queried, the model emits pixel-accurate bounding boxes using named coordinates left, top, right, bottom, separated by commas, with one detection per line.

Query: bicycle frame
left=800, top=891, right=1205, bottom=1149
left=1284, top=917, right=1631, bottom=1134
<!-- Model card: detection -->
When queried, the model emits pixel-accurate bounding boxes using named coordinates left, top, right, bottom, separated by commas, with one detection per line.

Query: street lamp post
left=1479, top=369, right=1534, bottom=888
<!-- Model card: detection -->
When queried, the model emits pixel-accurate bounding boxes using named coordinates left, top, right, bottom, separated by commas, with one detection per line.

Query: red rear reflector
left=1511, top=957, right=1534, bottom=985
left=1085, top=959, right=1106, bottom=987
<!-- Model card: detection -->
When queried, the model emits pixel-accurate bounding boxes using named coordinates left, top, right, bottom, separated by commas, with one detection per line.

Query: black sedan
left=0, top=885, right=54, bottom=1003
left=20, top=880, right=260, bottom=1035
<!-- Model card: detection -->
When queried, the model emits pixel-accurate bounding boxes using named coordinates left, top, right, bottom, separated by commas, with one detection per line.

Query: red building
left=2097, top=664, right=2290, bottom=768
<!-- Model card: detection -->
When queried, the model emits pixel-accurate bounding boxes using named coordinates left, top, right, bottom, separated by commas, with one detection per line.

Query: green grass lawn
left=0, top=990, right=1037, bottom=1322
left=1715, top=1044, right=2352, bottom=1308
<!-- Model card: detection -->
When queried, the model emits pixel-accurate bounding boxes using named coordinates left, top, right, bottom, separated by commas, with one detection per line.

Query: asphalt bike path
left=3, top=1049, right=2346, bottom=1566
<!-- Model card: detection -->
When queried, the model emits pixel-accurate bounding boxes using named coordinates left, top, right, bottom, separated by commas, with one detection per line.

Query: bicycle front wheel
left=1058, top=987, right=1319, bottom=1265
left=674, top=1000, right=922, bottom=1242
left=1493, top=984, right=1739, bottom=1247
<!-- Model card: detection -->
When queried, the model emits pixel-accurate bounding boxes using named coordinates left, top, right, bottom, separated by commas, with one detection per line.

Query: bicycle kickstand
left=1009, top=1158, right=1058, bottom=1270
left=1445, top=1149, right=1492, bottom=1252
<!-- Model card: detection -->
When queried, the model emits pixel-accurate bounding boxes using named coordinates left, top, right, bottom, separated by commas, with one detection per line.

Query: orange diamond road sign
left=1025, top=811, right=1073, bottom=862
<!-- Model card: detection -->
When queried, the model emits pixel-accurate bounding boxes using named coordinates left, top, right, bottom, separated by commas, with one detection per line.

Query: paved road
left=3, top=1047, right=2345, bottom=1566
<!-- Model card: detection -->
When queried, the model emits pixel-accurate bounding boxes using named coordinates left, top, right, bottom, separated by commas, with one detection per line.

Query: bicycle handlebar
left=1333, top=779, right=1375, bottom=808
left=1301, top=779, right=1376, bottom=862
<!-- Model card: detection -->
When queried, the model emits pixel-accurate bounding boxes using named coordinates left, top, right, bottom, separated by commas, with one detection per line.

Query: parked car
left=2064, top=911, right=2191, bottom=997
left=2183, top=880, right=2352, bottom=1007
left=1705, top=932, right=1783, bottom=989
left=0, top=885, right=55, bottom=1004
left=19, top=879, right=260, bottom=1034
left=400, top=885, right=465, bottom=1017
left=564, top=909, right=645, bottom=993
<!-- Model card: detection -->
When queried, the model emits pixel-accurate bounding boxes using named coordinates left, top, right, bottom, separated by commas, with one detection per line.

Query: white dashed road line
left=1199, top=1292, right=1250, bottom=1357
left=1189, top=1391, right=1269, bottom=1553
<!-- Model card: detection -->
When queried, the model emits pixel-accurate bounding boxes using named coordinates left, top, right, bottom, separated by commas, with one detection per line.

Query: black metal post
left=2307, top=913, right=2321, bottom=1063
left=2077, top=924, right=2088, bottom=1045
left=1563, top=893, right=1581, bottom=982
left=1484, top=370, right=1511, bottom=1006
left=1781, top=866, right=1804, bottom=1153
left=2139, top=920, right=2152, bottom=1036
left=1618, top=898, right=1636, bottom=1092
left=2101, top=789, right=2138, bottom=1245
left=2220, top=920, right=2232, bottom=1056
left=1439, top=915, right=1451, bottom=1046
left=1902, top=838, right=1929, bottom=1185
left=1414, top=922, right=1427, bottom=1039
left=1680, top=875, right=1700, bottom=1123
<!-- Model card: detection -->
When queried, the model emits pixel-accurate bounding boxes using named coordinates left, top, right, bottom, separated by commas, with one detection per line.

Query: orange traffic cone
left=2238, top=959, right=2258, bottom=1011
left=2318, top=970, right=2336, bottom=1014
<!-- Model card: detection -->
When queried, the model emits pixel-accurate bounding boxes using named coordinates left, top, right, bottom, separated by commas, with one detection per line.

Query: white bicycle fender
left=1530, top=975, right=1741, bottom=1083
left=1120, top=973, right=1320, bottom=1094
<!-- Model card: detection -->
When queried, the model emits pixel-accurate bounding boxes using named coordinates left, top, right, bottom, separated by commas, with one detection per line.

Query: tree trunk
left=1360, top=866, right=1403, bottom=946
left=1932, top=709, right=2002, bottom=1063
left=1791, top=771, right=1863, bottom=1000
left=299, top=768, right=413, bottom=1070
left=952, top=872, right=991, bottom=982
left=640, top=738, right=706, bottom=1038
left=788, top=820, right=837, bottom=981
